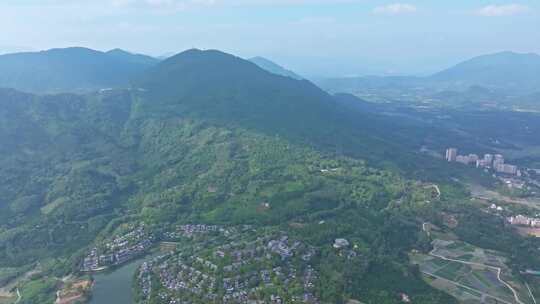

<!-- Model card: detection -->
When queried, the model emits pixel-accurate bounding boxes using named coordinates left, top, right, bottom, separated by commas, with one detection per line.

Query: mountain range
left=0, top=47, right=158, bottom=93
left=1, top=47, right=537, bottom=97
left=2, top=47, right=540, bottom=304
left=316, top=51, right=540, bottom=95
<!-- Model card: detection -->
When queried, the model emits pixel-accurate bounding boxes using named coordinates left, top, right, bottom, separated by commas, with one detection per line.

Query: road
left=421, top=270, right=515, bottom=304
left=422, top=223, right=527, bottom=304
left=526, top=282, right=537, bottom=304
left=429, top=247, right=524, bottom=304
left=14, top=288, right=21, bottom=304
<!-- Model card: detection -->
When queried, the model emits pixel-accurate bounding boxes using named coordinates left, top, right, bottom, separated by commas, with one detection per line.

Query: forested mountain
left=133, top=49, right=456, bottom=172
left=0, top=47, right=159, bottom=93
left=248, top=56, right=303, bottom=79
left=431, top=51, right=540, bottom=91
left=316, top=51, right=540, bottom=96
left=0, top=49, right=461, bottom=303
left=2, top=48, right=539, bottom=304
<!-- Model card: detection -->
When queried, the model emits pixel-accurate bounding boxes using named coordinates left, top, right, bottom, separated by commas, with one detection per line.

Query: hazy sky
left=1, top=0, right=539, bottom=76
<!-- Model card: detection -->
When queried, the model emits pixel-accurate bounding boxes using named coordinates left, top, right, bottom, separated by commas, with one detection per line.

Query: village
left=482, top=202, right=540, bottom=239
left=76, top=222, right=360, bottom=304
left=446, top=148, right=540, bottom=196
left=136, top=229, right=322, bottom=304
left=81, top=225, right=155, bottom=272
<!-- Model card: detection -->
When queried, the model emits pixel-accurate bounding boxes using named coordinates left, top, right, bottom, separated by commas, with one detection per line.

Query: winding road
left=422, top=223, right=530, bottom=304
left=428, top=247, right=524, bottom=304
left=526, top=282, right=537, bottom=304
left=14, top=288, right=21, bottom=304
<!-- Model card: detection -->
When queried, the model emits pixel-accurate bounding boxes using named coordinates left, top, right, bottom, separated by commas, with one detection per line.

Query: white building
left=468, top=154, right=479, bottom=162
left=446, top=148, right=457, bottom=162
left=333, top=238, right=350, bottom=249
left=456, top=155, right=470, bottom=165
left=495, top=164, right=518, bottom=175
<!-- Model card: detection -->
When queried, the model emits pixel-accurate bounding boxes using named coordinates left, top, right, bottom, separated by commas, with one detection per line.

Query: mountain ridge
left=248, top=56, right=303, bottom=80
left=0, top=47, right=159, bottom=93
left=316, top=51, right=540, bottom=95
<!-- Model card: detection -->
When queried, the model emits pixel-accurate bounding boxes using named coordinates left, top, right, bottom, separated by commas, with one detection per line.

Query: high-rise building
left=446, top=148, right=457, bottom=162
left=476, top=159, right=490, bottom=168
left=493, top=154, right=504, bottom=169
left=456, top=155, right=470, bottom=165
left=495, top=164, right=518, bottom=175
left=468, top=154, right=479, bottom=162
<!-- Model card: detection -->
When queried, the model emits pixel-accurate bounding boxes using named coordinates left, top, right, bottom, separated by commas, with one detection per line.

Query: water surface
left=89, top=258, right=147, bottom=304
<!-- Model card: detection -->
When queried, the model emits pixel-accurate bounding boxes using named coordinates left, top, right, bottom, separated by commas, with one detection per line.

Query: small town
left=81, top=225, right=155, bottom=272
left=482, top=203, right=540, bottom=239
left=444, top=147, right=540, bottom=193
left=445, top=148, right=520, bottom=176
left=135, top=228, right=322, bottom=304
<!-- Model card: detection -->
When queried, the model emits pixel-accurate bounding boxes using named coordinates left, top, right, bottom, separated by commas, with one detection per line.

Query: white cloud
left=103, top=0, right=218, bottom=12
left=373, top=3, right=417, bottom=15
left=109, top=0, right=356, bottom=8
left=475, top=4, right=529, bottom=17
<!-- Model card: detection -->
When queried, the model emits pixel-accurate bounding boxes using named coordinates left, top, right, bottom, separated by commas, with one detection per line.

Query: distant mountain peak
left=106, top=48, right=133, bottom=55
left=248, top=56, right=303, bottom=80
left=429, top=51, right=540, bottom=93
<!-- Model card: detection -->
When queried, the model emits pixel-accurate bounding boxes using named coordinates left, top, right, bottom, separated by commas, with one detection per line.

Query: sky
left=1, top=0, right=539, bottom=77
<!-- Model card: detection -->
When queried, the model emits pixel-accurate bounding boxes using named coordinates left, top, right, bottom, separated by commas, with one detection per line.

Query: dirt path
left=526, top=282, right=537, bottom=304
left=422, top=223, right=525, bottom=304
left=421, top=270, right=514, bottom=304
left=14, top=288, right=20, bottom=304
left=429, top=248, right=524, bottom=304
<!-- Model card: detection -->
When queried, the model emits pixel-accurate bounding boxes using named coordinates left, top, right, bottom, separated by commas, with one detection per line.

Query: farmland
left=411, top=237, right=535, bottom=304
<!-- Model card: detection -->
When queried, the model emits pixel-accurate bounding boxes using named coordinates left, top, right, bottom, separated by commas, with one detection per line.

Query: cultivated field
left=411, top=238, right=536, bottom=304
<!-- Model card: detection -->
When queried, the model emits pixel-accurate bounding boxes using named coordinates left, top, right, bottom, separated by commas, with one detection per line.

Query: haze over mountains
left=248, top=56, right=303, bottom=80
left=0, top=47, right=158, bottom=93
left=2, top=45, right=540, bottom=304
left=316, top=51, right=540, bottom=95
left=0, top=47, right=538, bottom=98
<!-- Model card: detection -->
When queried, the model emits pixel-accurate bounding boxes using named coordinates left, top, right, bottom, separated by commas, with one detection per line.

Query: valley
left=0, top=48, right=539, bottom=304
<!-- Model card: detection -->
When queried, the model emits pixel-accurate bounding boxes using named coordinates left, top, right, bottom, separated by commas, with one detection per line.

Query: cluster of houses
left=81, top=225, right=154, bottom=272
left=163, top=224, right=256, bottom=240
left=164, top=224, right=222, bottom=239
left=138, top=261, right=153, bottom=302
left=507, top=215, right=540, bottom=228
left=267, top=235, right=300, bottom=260
left=140, top=230, right=321, bottom=303
left=159, top=261, right=218, bottom=300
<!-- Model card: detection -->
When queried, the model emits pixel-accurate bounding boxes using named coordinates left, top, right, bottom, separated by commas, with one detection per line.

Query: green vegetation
left=19, top=277, right=58, bottom=304
left=1, top=49, right=539, bottom=304
left=0, top=47, right=158, bottom=93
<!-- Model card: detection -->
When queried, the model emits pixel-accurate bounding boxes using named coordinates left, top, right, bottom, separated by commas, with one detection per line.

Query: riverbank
left=88, top=250, right=162, bottom=304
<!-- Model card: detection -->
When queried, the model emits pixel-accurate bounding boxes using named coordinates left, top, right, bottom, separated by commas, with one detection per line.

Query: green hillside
left=0, top=47, right=158, bottom=93
left=431, top=51, right=540, bottom=92
left=1, top=49, right=538, bottom=304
